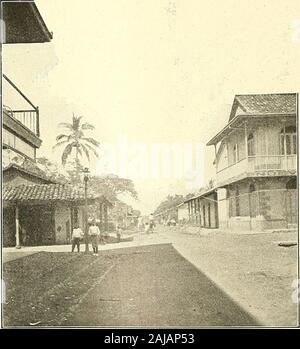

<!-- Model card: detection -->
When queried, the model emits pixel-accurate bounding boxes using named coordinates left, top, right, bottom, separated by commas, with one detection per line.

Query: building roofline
left=29, top=1, right=53, bottom=41
left=184, top=187, right=217, bottom=203
left=3, top=163, right=56, bottom=184
left=206, top=113, right=296, bottom=146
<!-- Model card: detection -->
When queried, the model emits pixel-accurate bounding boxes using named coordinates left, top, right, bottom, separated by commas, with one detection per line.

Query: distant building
left=184, top=188, right=219, bottom=229
left=207, top=93, right=297, bottom=231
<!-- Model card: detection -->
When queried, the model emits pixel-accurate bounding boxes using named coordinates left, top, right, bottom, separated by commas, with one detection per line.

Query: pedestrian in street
left=71, top=223, right=83, bottom=252
left=116, top=223, right=123, bottom=242
left=144, top=222, right=150, bottom=234
left=137, top=216, right=143, bottom=231
left=149, top=213, right=155, bottom=233
left=88, top=219, right=101, bottom=255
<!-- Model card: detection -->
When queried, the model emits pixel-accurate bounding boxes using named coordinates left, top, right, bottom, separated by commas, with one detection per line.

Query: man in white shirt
left=71, top=223, right=84, bottom=252
left=88, top=219, right=101, bottom=255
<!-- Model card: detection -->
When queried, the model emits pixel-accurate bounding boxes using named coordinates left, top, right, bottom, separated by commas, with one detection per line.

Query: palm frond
left=52, top=139, right=71, bottom=150
left=56, top=134, right=69, bottom=142
left=58, top=122, right=74, bottom=131
left=72, top=113, right=83, bottom=131
left=81, top=122, right=95, bottom=131
left=61, top=143, right=73, bottom=166
left=76, top=145, right=82, bottom=157
left=82, top=137, right=100, bottom=147
left=80, top=143, right=90, bottom=162
left=83, top=142, right=99, bottom=158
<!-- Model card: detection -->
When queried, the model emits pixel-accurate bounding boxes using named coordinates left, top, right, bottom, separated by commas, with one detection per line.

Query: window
left=247, top=133, right=255, bottom=156
left=280, top=126, right=297, bottom=155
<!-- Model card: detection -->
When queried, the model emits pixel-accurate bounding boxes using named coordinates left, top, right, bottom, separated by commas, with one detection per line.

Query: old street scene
left=1, top=1, right=299, bottom=327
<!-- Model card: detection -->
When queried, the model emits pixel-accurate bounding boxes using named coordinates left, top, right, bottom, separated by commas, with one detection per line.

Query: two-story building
left=207, top=93, right=297, bottom=231
left=2, top=1, right=112, bottom=247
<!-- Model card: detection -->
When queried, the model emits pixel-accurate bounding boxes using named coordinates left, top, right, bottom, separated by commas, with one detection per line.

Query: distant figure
left=149, top=213, right=155, bottom=233
left=138, top=216, right=143, bottom=231
left=71, top=223, right=83, bottom=252
left=88, top=219, right=101, bottom=255
left=96, top=219, right=105, bottom=245
left=116, top=223, right=123, bottom=242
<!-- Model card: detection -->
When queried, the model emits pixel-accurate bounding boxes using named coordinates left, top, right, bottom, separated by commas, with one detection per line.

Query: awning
left=184, top=187, right=217, bottom=203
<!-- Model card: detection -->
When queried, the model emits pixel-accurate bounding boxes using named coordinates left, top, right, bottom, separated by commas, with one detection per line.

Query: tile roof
left=3, top=160, right=56, bottom=184
left=208, top=93, right=297, bottom=145
left=235, top=93, right=296, bottom=115
left=3, top=183, right=98, bottom=203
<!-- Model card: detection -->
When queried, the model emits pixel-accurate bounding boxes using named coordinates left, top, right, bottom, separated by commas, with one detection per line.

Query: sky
left=3, top=0, right=300, bottom=214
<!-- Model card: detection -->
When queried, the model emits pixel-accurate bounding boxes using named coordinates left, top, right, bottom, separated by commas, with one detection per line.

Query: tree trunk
left=75, top=146, right=80, bottom=183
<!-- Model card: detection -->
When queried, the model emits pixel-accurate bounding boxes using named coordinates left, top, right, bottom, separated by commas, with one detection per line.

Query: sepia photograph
left=0, top=0, right=299, bottom=331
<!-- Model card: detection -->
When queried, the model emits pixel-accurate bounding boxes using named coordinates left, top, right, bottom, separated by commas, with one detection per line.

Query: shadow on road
left=66, top=243, right=260, bottom=327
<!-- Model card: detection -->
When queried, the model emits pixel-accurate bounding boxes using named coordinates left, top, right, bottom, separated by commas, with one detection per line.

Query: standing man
left=88, top=219, right=101, bottom=255
left=149, top=213, right=155, bottom=233
left=71, top=223, right=84, bottom=252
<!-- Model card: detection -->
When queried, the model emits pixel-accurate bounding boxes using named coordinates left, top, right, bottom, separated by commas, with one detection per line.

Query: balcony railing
left=3, top=108, right=39, bottom=136
left=3, top=75, right=40, bottom=137
left=217, top=155, right=297, bottom=184
left=248, top=155, right=297, bottom=172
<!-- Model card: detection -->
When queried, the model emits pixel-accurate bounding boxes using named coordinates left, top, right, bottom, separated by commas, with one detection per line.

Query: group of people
left=138, top=214, right=156, bottom=234
left=71, top=219, right=103, bottom=255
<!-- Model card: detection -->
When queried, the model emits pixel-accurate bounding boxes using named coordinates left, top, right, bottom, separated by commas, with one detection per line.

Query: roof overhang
left=3, top=184, right=113, bottom=207
left=1, top=0, right=53, bottom=44
left=3, top=163, right=56, bottom=184
left=184, top=188, right=217, bottom=203
left=206, top=113, right=296, bottom=146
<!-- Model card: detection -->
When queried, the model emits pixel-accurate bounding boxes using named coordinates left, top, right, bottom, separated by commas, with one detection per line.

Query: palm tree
left=53, top=114, right=100, bottom=179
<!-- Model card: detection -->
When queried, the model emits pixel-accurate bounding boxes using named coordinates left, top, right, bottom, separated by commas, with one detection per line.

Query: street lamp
left=83, top=167, right=90, bottom=253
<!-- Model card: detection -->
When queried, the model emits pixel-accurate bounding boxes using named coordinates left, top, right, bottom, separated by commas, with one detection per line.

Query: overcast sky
left=3, top=0, right=300, bottom=213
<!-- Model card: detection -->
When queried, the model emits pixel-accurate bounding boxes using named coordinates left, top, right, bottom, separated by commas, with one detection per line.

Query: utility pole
left=83, top=167, right=90, bottom=253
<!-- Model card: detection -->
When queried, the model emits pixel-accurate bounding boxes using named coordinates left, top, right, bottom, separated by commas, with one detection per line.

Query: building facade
left=207, top=93, right=297, bottom=231
left=2, top=1, right=112, bottom=247
left=184, top=189, right=219, bottom=229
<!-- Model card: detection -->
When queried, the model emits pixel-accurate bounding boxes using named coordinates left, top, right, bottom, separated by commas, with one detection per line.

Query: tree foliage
left=53, top=114, right=100, bottom=181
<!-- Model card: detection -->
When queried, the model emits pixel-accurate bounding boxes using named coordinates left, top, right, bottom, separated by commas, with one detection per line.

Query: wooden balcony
left=3, top=108, right=39, bottom=136
left=3, top=74, right=40, bottom=138
left=217, top=155, right=297, bottom=185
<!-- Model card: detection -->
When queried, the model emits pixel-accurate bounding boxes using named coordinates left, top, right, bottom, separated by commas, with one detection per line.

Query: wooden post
left=15, top=205, right=21, bottom=249
left=283, top=121, right=287, bottom=170
left=248, top=192, right=252, bottom=231
left=244, top=121, right=248, bottom=158
left=214, top=144, right=217, bottom=171
left=84, top=176, right=89, bottom=253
